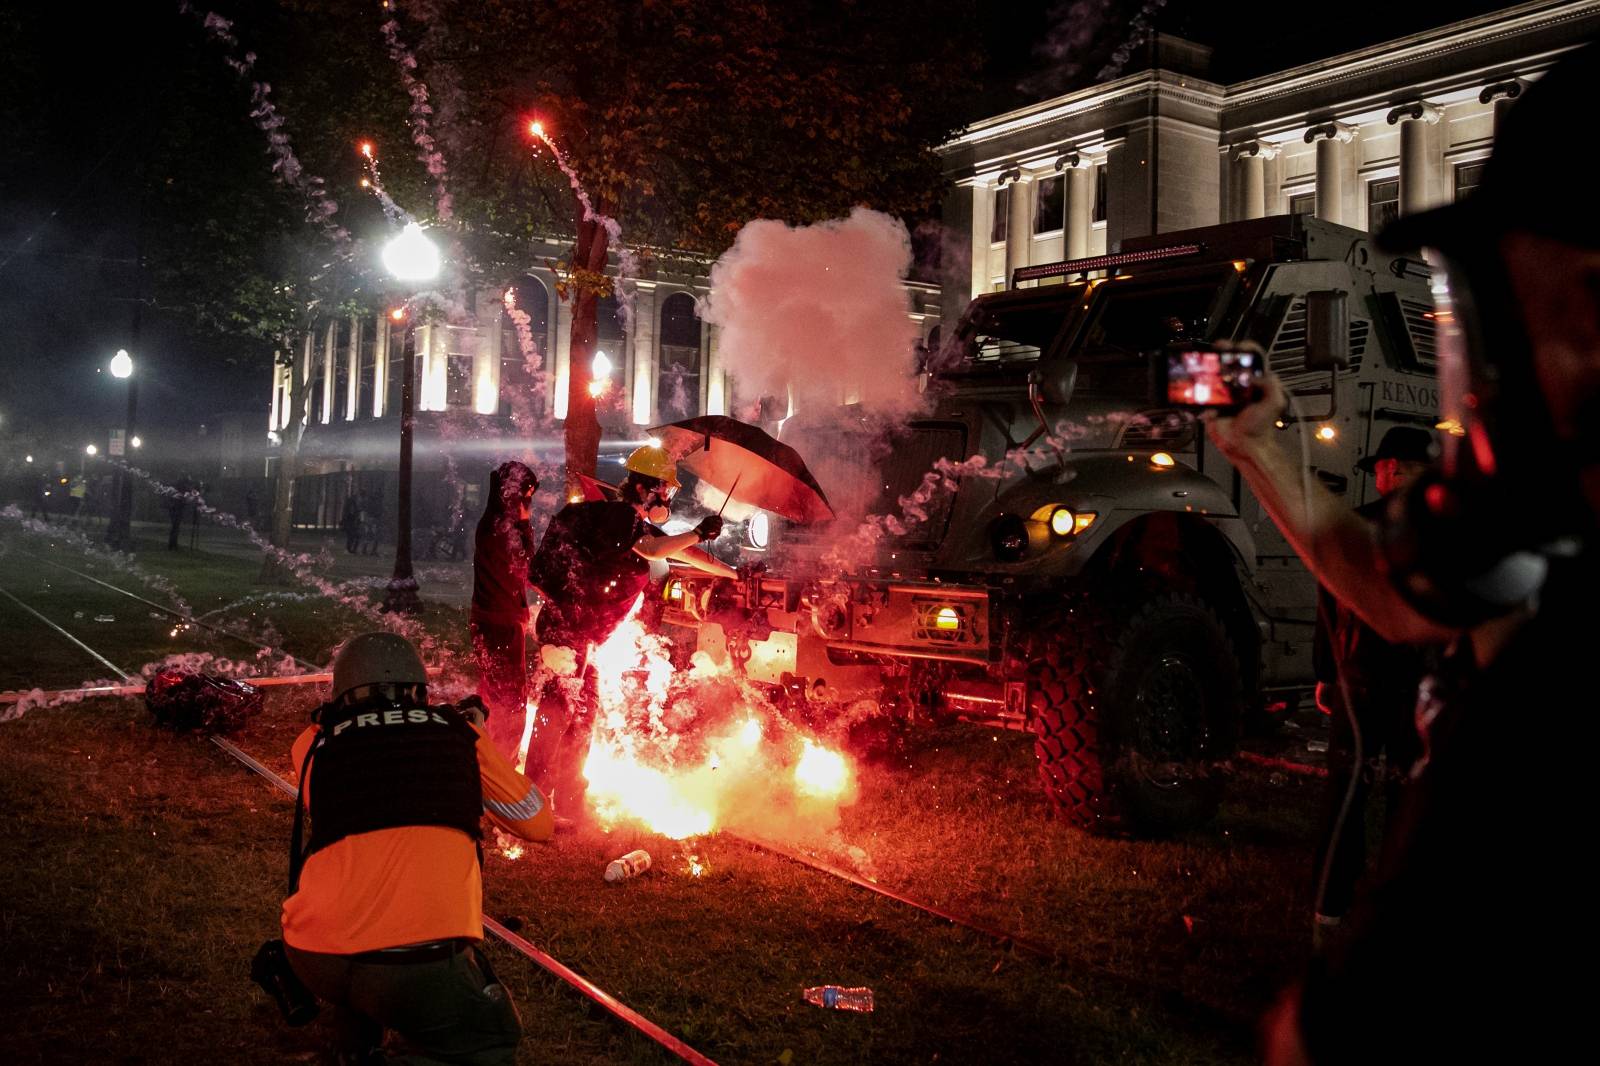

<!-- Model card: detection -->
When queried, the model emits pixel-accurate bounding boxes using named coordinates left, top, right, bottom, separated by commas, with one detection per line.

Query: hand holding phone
left=1153, top=342, right=1266, bottom=413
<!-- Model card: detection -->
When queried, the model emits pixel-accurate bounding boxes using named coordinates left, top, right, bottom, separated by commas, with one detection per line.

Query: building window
left=658, top=292, right=702, bottom=422
left=991, top=186, right=1009, bottom=243
left=1289, top=191, right=1315, bottom=216
left=500, top=276, right=549, bottom=416
left=357, top=320, right=376, bottom=419
left=1033, top=176, right=1063, bottom=235
left=1092, top=165, right=1107, bottom=224
left=1367, top=178, right=1399, bottom=234
left=443, top=327, right=476, bottom=408
left=1455, top=161, right=1486, bottom=202
left=334, top=320, right=352, bottom=420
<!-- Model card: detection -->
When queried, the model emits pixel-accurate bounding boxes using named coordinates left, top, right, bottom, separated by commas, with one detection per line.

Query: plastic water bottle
left=604, top=849, right=652, bottom=883
left=802, top=985, right=874, bottom=1012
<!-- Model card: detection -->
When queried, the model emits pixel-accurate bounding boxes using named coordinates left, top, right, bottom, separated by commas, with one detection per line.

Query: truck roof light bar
left=1010, top=243, right=1205, bottom=287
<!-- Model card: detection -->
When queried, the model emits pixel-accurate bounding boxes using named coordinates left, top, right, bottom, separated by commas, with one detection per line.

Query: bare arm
left=633, top=530, right=702, bottom=560
left=1207, top=376, right=1457, bottom=645
left=670, top=545, right=737, bottom=579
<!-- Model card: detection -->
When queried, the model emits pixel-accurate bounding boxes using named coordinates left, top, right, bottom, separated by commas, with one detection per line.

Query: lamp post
left=106, top=349, right=139, bottom=549
left=380, top=224, right=441, bottom=614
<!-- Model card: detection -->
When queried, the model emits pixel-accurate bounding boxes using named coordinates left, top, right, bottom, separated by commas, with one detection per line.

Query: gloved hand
left=694, top=515, right=724, bottom=542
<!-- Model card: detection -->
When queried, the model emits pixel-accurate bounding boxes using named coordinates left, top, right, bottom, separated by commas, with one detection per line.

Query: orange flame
left=795, top=738, right=850, bottom=798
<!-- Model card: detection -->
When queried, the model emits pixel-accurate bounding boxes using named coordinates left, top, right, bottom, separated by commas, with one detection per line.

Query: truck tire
left=1028, top=593, right=1239, bottom=836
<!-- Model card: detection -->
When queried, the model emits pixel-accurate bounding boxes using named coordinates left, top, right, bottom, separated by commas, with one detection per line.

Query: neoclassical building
left=937, top=0, right=1600, bottom=321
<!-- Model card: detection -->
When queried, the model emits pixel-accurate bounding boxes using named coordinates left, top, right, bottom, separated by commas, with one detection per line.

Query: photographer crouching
left=1208, top=44, right=1600, bottom=1064
left=257, top=633, right=553, bottom=1064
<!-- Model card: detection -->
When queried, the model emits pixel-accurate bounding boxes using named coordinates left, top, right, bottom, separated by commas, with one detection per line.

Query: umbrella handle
left=717, top=472, right=742, bottom=517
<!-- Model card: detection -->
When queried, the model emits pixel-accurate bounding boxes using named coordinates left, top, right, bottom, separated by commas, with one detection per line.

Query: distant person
left=29, top=472, right=50, bottom=521
left=278, top=632, right=551, bottom=1064
left=244, top=484, right=259, bottom=529
left=340, top=493, right=361, bottom=554
left=1309, top=427, right=1437, bottom=948
left=67, top=475, right=86, bottom=526
left=470, top=461, right=540, bottom=761
left=167, top=474, right=195, bottom=550
left=359, top=494, right=382, bottom=556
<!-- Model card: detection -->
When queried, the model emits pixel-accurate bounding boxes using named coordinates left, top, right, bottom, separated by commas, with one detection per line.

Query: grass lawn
left=0, top=522, right=1329, bottom=1064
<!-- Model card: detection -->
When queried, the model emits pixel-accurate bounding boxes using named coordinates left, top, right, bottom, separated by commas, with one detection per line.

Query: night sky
left=0, top=0, right=1511, bottom=462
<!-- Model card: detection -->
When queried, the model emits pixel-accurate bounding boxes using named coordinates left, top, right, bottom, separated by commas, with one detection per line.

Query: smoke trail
left=1021, top=0, right=1170, bottom=96
left=1095, top=0, right=1168, bottom=82
left=530, top=128, right=641, bottom=325
left=0, top=506, right=195, bottom=615
left=179, top=4, right=350, bottom=244
left=359, top=145, right=413, bottom=225
left=109, top=461, right=421, bottom=640
left=378, top=10, right=453, bottom=222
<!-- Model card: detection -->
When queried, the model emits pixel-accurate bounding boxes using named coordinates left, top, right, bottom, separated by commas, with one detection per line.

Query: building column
left=1058, top=152, right=1094, bottom=259
left=269, top=360, right=283, bottom=432
left=552, top=296, right=573, bottom=420
left=475, top=296, right=501, bottom=415
left=373, top=314, right=390, bottom=416
left=1480, top=80, right=1524, bottom=137
left=1003, top=170, right=1032, bottom=287
left=943, top=179, right=985, bottom=322
left=704, top=324, right=726, bottom=417
left=1230, top=140, right=1279, bottom=220
left=344, top=317, right=360, bottom=421
left=1387, top=102, right=1442, bottom=215
left=1305, top=121, right=1355, bottom=226
left=630, top=282, right=658, bottom=426
left=320, top=323, right=335, bottom=423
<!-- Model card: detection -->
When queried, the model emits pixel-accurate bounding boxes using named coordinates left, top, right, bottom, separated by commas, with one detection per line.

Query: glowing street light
left=110, top=349, right=133, bottom=378
left=131, top=436, right=142, bottom=449
left=85, top=444, right=98, bottom=456
left=381, top=223, right=442, bottom=283
left=25, top=454, right=33, bottom=463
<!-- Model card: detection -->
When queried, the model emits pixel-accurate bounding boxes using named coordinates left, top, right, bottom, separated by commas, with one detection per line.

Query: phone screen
left=1165, top=347, right=1262, bottom=408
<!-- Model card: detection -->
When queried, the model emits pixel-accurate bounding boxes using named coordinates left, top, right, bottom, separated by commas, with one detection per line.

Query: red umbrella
left=648, top=415, right=835, bottom=524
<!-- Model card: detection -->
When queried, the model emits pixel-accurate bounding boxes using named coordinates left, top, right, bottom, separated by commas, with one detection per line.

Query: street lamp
left=106, top=349, right=140, bottom=550
left=85, top=444, right=97, bottom=456
left=131, top=436, right=142, bottom=449
left=380, top=224, right=441, bottom=615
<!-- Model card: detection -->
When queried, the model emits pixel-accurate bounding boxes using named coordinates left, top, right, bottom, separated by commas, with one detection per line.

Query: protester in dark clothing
left=167, top=475, right=194, bottom=550
left=28, top=473, right=49, bottom=520
left=340, top=494, right=361, bottom=554
left=1209, top=45, right=1600, bottom=1065
left=470, top=461, right=539, bottom=762
left=1309, top=429, right=1434, bottom=945
left=524, top=446, right=735, bottom=820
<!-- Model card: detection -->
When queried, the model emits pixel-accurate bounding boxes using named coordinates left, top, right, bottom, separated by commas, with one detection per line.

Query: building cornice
left=1224, top=0, right=1598, bottom=109
left=943, top=70, right=1226, bottom=152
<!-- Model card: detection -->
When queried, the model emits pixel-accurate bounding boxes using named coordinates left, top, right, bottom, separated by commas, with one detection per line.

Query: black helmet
left=330, top=632, right=427, bottom=704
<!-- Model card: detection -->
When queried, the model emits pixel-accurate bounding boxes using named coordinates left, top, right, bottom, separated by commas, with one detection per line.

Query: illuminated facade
left=938, top=0, right=1600, bottom=321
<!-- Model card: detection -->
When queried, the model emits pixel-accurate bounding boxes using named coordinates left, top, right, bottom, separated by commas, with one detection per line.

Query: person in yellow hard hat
left=521, top=445, right=734, bottom=817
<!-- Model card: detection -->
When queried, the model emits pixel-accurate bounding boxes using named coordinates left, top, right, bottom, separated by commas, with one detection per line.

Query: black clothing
left=1310, top=499, right=1433, bottom=917
left=471, top=618, right=526, bottom=760
left=304, top=701, right=483, bottom=859
left=470, top=509, right=534, bottom=628
left=530, top=500, right=656, bottom=646
left=1300, top=553, right=1595, bottom=1063
left=470, top=462, right=538, bottom=761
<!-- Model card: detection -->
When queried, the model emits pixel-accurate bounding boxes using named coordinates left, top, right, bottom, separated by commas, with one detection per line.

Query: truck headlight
left=747, top=512, right=770, bottom=550
left=1049, top=506, right=1075, bottom=536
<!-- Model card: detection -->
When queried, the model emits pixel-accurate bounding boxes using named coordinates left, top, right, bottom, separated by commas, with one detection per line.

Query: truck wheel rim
left=1131, top=653, right=1209, bottom=790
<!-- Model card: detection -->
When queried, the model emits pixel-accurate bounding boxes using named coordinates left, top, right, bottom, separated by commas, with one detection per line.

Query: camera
left=1150, top=342, right=1265, bottom=413
left=250, top=939, right=320, bottom=1027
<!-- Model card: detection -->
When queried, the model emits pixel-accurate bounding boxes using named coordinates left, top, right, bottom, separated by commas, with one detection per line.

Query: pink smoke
left=701, top=208, right=923, bottom=424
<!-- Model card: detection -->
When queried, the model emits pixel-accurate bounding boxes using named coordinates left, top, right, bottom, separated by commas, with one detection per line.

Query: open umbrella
left=648, top=415, right=835, bottom=524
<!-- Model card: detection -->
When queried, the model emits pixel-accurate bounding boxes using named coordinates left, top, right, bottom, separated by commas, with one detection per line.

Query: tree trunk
left=259, top=339, right=312, bottom=585
left=562, top=205, right=609, bottom=498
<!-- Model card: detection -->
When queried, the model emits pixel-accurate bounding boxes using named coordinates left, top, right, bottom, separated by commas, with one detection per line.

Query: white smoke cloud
left=701, top=207, right=924, bottom=425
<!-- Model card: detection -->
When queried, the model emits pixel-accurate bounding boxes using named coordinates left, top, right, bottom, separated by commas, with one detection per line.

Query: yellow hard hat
left=623, top=445, right=680, bottom=489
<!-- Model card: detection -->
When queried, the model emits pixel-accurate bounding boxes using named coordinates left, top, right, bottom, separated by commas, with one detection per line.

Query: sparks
left=795, top=739, right=849, bottom=799
left=528, top=119, right=545, bottom=139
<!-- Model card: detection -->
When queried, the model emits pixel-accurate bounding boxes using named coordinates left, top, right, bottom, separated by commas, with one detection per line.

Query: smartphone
left=1152, top=343, right=1265, bottom=412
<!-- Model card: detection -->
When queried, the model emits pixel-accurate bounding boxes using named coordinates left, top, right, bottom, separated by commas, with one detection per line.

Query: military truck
left=661, top=214, right=1443, bottom=835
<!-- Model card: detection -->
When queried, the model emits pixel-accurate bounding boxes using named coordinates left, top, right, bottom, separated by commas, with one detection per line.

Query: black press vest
left=303, top=699, right=483, bottom=859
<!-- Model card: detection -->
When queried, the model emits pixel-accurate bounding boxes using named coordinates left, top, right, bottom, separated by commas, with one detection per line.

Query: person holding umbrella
left=524, top=445, right=734, bottom=818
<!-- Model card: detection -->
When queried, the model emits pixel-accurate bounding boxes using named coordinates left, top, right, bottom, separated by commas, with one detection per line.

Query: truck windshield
left=1077, top=275, right=1230, bottom=361
left=963, top=285, right=1089, bottom=364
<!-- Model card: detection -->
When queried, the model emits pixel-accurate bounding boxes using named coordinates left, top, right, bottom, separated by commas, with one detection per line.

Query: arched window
left=657, top=292, right=702, bottom=421
left=500, top=276, right=550, bottom=416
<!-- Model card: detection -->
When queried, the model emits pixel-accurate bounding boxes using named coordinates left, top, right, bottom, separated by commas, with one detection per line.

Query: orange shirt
left=280, top=717, right=552, bottom=955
